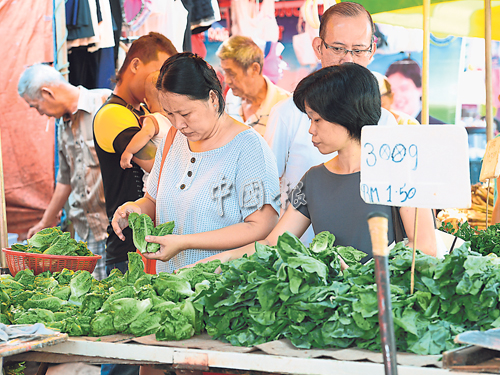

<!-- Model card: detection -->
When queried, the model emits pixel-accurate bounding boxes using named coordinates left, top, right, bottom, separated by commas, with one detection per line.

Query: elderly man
left=18, top=63, right=110, bottom=280
left=217, top=35, right=291, bottom=136
left=265, top=2, right=398, bottom=245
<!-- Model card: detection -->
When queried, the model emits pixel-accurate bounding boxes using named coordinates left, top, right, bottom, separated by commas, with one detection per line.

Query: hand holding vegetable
left=142, top=234, right=186, bottom=262
left=112, top=202, right=142, bottom=241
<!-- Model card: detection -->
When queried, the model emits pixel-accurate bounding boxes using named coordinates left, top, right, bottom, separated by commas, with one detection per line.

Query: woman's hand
left=180, top=250, right=236, bottom=272
left=142, top=234, right=187, bottom=262
left=112, top=202, right=142, bottom=241
left=339, top=256, right=349, bottom=271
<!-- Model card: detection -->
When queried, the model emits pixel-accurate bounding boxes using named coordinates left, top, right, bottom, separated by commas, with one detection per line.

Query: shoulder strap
left=156, top=127, right=178, bottom=215
left=105, top=94, right=146, bottom=122
left=105, top=94, right=135, bottom=111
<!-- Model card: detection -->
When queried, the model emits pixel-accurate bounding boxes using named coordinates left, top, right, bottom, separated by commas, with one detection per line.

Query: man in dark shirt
left=93, top=32, right=177, bottom=275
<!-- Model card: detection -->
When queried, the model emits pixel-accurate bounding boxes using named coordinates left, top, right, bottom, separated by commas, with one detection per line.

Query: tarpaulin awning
left=0, top=0, right=55, bottom=236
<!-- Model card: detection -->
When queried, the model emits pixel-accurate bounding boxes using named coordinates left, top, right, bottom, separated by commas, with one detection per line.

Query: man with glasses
left=217, top=35, right=291, bottom=136
left=264, top=1, right=397, bottom=245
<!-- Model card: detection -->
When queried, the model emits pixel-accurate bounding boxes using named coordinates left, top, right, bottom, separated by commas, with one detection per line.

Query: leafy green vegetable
left=128, top=213, right=175, bottom=253
left=29, top=227, right=62, bottom=248
left=24, top=296, right=64, bottom=312
left=128, top=213, right=154, bottom=253
left=111, top=298, right=153, bottom=332
left=441, top=221, right=500, bottom=257
left=124, top=252, right=146, bottom=285
left=156, top=303, right=195, bottom=341
left=90, top=312, right=118, bottom=336
left=14, top=269, right=35, bottom=288
left=147, top=221, right=176, bottom=253
left=69, top=271, right=93, bottom=304
left=309, top=231, right=335, bottom=253
left=176, top=260, right=222, bottom=288
left=3, top=361, right=26, bottom=375
left=43, top=232, right=77, bottom=255
left=196, top=231, right=500, bottom=355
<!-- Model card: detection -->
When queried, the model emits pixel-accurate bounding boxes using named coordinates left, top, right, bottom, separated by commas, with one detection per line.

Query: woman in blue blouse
left=112, top=53, right=280, bottom=273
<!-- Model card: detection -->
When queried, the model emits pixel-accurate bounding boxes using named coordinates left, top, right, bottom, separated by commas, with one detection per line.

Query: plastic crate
left=2, top=248, right=101, bottom=276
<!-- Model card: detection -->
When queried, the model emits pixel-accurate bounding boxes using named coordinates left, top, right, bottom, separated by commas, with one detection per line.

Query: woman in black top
left=197, top=63, right=437, bottom=265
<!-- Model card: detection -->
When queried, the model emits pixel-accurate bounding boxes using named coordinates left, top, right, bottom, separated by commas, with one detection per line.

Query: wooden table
left=0, top=333, right=67, bottom=371
left=6, top=338, right=490, bottom=375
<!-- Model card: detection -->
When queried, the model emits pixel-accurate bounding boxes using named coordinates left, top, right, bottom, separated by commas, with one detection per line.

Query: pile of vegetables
left=129, top=213, right=175, bottom=253
left=195, top=231, right=500, bottom=355
left=0, top=252, right=221, bottom=341
left=441, top=221, right=500, bottom=257
left=4, top=225, right=500, bottom=357
left=10, top=227, right=94, bottom=257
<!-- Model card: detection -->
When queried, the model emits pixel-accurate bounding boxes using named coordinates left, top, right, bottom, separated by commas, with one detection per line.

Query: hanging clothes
left=109, top=0, right=123, bottom=68
left=66, top=0, right=95, bottom=41
left=231, top=0, right=279, bottom=43
left=123, top=0, right=153, bottom=31
left=262, top=41, right=285, bottom=84
left=67, top=0, right=100, bottom=48
left=67, top=0, right=116, bottom=89
left=128, top=0, right=189, bottom=53
left=190, top=0, right=220, bottom=34
left=88, top=0, right=115, bottom=51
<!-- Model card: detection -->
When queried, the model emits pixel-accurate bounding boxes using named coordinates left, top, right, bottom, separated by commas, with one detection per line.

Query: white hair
left=18, top=63, right=66, bottom=99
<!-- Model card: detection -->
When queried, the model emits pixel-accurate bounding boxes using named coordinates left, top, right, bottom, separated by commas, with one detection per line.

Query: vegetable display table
left=0, top=333, right=67, bottom=371
left=6, top=336, right=487, bottom=375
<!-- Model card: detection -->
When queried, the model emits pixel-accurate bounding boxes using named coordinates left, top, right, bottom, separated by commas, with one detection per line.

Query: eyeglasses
left=321, top=39, right=373, bottom=58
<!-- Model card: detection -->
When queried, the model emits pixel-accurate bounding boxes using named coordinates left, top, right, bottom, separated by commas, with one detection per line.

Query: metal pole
left=368, top=212, right=398, bottom=375
left=0, top=127, right=9, bottom=268
left=485, top=0, right=493, bottom=141
left=421, top=0, right=430, bottom=124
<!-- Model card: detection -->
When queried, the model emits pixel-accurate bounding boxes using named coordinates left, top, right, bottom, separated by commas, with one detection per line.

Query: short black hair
left=116, top=32, right=177, bottom=83
left=385, top=58, right=422, bottom=88
left=293, top=63, right=381, bottom=141
left=157, top=52, right=225, bottom=116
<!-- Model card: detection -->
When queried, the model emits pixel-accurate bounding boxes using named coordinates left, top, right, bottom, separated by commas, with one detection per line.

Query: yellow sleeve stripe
left=94, top=104, right=141, bottom=153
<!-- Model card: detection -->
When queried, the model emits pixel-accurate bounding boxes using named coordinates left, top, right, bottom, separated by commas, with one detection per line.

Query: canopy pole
left=0, top=127, right=9, bottom=267
left=485, top=0, right=493, bottom=141
left=421, top=0, right=430, bottom=125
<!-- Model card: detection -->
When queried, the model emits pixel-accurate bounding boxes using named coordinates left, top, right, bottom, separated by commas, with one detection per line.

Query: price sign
left=480, top=137, right=500, bottom=182
left=360, top=125, right=471, bottom=209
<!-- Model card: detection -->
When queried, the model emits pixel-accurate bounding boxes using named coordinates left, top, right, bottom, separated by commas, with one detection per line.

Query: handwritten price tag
left=360, top=125, right=471, bottom=209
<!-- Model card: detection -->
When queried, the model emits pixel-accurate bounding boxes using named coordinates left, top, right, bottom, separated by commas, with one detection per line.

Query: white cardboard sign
left=360, top=125, right=471, bottom=209
left=479, top=137, right=500, bottom=182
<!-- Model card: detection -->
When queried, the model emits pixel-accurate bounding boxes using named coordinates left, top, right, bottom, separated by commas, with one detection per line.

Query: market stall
left=1, top=1, right=500, bottom=375
left=2, top=337, right=485, bottom=375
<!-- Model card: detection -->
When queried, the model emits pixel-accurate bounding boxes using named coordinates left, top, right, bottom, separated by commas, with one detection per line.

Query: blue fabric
left=100, top=364, right=139, bottom=375
left=97, top=47, right=116, bottom=90
left=264, top=41, right=272, bottom=57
